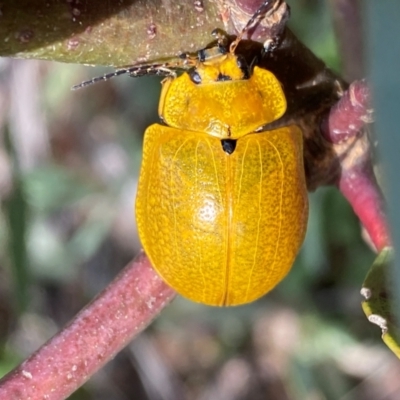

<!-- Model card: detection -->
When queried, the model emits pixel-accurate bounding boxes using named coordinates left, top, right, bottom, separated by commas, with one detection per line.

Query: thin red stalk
left=0, top=252, right=176, bottom=400
left=322, top=79, right=391, bottom=251
left=338, top=164, right=391, bottom=252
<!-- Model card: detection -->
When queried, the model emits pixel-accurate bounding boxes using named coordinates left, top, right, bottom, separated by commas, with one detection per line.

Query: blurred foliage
left=0, top=0, right=220, bottom=66
left=362, top=249, right=400, bottom=359
left=0, top=1, right=397, bottom=400
left=366, top=1, right=400, bottom=327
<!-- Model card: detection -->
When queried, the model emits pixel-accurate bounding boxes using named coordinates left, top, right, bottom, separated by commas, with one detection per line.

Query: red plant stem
left=338, top=163, right=391, bottom=252
left=322, top=80, right=373, bottom=144
left=323, top=79, right=391, bottom=251
left=0, top=252, right=176, bottom=400
left=329, top=0, right=365, bottom=81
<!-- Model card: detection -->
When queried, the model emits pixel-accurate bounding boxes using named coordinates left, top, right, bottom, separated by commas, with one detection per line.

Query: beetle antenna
left=230, top=0, right=283, bottom=54
left=72, top=68, right=137, bottom=90
left=72, top=56, right=197, bottom=90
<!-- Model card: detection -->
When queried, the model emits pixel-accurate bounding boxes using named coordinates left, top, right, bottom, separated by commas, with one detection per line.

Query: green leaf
left=361, top=247, right=400, bottom=358
left=0, top=0, right=219, bottom=66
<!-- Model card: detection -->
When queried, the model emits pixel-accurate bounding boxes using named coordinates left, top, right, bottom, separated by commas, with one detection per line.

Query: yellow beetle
left=74, top=1, right=309, bottom=306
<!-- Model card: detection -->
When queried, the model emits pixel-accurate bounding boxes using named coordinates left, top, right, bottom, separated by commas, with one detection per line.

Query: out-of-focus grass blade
left=361, top=248, right=400, bottom=358
left=366, top=0, right=400, bottom=324
left=3, top=126, right=29, bottom=314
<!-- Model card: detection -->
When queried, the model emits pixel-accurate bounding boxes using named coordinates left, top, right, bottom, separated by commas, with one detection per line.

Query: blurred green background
left=0, top=1, right=398, bottom=399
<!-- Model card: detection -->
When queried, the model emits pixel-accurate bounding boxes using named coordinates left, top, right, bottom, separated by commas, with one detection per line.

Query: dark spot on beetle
left=217, top=44, right=228, bottom=55
left=217, top=73, right=232, bottom=82
left=67, top=36, right=80, bottom=50
left=221, top=139, right=236, bottom=155
left=198, top=49, right=206, bottom=62
left=147, top=23, right=157, bottom=40
left=190, top=70, right=202, bottom=84
left=236, top=55, right=250, bottom=79
left=16, top=29, right=34, bottom=43
left=194, top=0, right=204, bottom=12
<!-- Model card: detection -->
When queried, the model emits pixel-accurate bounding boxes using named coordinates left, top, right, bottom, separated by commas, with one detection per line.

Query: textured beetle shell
left=136, top=125, right=308, bottom=306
